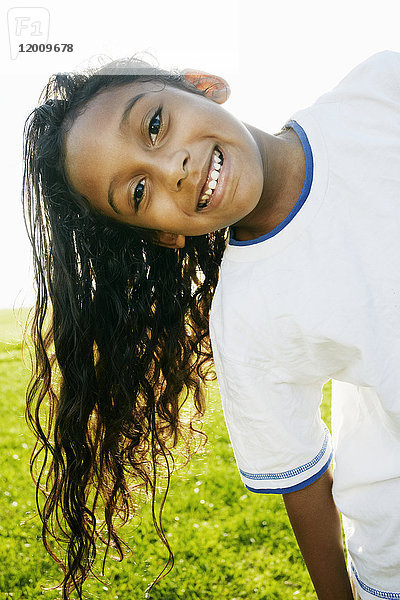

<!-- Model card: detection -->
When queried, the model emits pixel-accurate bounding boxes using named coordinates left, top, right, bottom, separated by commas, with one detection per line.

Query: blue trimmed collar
left=229, top=120, right=314, bottom=247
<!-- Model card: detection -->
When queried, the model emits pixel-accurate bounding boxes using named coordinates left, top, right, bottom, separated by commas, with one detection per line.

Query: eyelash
left=131, top=107, right=163, bottom=211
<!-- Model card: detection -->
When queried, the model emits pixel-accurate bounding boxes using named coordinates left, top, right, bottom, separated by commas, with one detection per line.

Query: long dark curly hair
left=22, top=57, right=228, bottom=599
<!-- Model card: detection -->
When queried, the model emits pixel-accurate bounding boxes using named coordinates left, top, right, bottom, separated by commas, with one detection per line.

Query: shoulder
left=313, top=50, right=400, bottom=107
left=344, top=50, right=400, bottom=85
left=355, top=49, right=400, bottom=68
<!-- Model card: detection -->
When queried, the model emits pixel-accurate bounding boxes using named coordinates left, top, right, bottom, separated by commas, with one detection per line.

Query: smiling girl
left=23, top=52, right=400, bottom=600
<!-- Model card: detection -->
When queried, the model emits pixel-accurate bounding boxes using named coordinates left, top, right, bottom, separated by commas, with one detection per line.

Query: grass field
left=0, top=308, right=332, bottom=600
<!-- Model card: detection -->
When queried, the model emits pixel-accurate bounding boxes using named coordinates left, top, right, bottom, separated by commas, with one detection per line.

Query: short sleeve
left=210, top=334, right=333, bottom=494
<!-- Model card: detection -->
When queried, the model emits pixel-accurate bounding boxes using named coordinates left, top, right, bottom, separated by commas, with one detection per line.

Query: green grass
left=0, top=308, right=332, bottom=600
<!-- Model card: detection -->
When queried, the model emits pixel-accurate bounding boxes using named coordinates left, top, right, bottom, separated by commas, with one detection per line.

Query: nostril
left=178, top=156, right=188, bottom=189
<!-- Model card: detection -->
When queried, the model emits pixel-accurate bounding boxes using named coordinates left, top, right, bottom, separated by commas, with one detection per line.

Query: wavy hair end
left=22, top=56, right=228, bottom=599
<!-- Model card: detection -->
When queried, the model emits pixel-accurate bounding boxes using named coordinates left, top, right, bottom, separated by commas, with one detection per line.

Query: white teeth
left=198, top=148, right=224, bottom=210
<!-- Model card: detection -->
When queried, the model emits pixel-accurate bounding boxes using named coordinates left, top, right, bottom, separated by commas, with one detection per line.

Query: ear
left=181, top=69, right=230, bottom=104
left=155, top=231, right=186, bottom=249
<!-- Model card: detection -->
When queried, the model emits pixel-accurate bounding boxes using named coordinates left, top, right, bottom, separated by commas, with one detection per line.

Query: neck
left=232, top=124, right=306, bottom=241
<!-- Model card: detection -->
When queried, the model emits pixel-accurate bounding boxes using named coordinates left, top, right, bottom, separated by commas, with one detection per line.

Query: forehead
left=68, top=78, right=198, bottom=133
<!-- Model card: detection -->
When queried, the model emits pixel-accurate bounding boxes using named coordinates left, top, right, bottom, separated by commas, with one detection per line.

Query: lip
left=195, top=146, right=228, bottom=213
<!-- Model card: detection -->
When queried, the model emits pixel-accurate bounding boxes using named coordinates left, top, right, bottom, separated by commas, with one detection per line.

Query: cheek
left=144, top=200, right=181, bottom=232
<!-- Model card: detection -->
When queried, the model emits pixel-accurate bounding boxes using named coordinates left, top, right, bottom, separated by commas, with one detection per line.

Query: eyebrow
left=107, top=91, right=148, bottom=214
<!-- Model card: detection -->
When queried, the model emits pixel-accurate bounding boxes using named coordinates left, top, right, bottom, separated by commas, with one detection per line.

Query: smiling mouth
left=197, top=147, right=224, bottom=210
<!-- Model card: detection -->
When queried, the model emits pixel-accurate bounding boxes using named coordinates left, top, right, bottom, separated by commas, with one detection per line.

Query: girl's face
left=64, top=79, right=264, bottom=242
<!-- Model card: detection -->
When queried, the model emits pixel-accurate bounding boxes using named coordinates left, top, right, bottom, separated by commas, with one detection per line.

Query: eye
left=132, top=178, right=145, bottom=212
left=149, top=107, right=162, bottom=144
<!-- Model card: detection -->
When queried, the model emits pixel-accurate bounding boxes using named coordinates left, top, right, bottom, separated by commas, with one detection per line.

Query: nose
left=155, top=148, right=189, bottom=192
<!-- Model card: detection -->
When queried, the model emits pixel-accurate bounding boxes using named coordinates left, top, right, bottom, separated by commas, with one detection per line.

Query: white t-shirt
left=209, top=50, right=400, bottom=599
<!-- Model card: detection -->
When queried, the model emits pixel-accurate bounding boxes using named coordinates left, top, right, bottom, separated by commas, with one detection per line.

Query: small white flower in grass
left=13, top=454, right=19, bottom=460
left=22, top=443, right=28, bottom=449
left=200, top=499, right=205, bottom=504
left=24, top=543, right=31, bottom=548
left=196, top=481, right=203, bottom=486
left=102, top=587, right=108, bottom=592
left=193, top=523, right=199, bottom=528
left=174, top=516, right=179, bottom=521
left=250, top=538, right=255, bottom=543
left=194, top=488, right=199, bottom=494
left=240, top=494, right=248, bottom=501
left=11, top=501, right=18, bottom=507
left=208, top=503, right=214, bottom=508
left=4, top=491, right=10, bottom=496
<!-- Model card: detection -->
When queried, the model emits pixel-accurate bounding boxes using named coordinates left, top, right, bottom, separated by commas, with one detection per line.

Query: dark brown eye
left=132, top=179, right=145, bottom=211
left=149, top=108, right=162, bottom=143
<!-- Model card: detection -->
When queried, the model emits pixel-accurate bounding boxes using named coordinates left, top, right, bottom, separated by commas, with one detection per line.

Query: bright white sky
left=1, top=0, right=399, bottom=309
